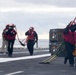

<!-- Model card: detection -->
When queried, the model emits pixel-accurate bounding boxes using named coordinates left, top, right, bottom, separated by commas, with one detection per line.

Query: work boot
left=8, top=54, right=12, bottom=57
left=70, top=64, right=74, bottom=67
left=64, top=58, right=68, bottom=64
left=30, top=53, right=33, bottom=55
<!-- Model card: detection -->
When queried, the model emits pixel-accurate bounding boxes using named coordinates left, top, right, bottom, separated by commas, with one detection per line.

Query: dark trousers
left=64, top=41, right=74, bottom=64
left=27, top=40, right=35, bottom=55
left=8, top=40, right=15, bottom=56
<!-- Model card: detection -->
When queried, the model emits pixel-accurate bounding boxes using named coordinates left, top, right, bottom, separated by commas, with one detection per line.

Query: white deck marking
left=5, top=71, right=24, bottom=75
left=0, top=53, right=51, bottom=63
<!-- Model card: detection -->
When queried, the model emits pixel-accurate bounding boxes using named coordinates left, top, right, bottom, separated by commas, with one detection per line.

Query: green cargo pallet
left=39, top=42, right=65, bottom=64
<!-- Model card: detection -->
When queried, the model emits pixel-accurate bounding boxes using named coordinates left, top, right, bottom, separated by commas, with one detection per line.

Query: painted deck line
left=0, top=53, right=51, bottom=63
left=5, top=71, right=24, bottom=75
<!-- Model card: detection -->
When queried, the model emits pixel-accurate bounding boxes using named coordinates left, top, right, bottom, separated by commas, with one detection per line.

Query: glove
left=35, top=40, right=37, bottom=43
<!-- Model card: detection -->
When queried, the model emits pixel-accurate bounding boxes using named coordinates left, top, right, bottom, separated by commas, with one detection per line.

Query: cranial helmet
left=29, top=26, right=34, bottom=30
left=10, top=24, right=15, bottom=28
left=6, top=24, right=10, bottom=27
left=11, top=24, right=15, bottom=27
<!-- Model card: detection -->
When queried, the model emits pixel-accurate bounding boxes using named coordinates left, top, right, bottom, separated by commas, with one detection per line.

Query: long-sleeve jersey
left=63, top=30, right=76, bottom=45
left=25, top=30, right=38, bottom=42
left=6, top=29, right=17, bottom=40
left=2, top=28, right=9, bottom=40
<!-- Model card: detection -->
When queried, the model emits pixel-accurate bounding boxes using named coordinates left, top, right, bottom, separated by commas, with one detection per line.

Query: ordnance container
left=49, top=29, right=66, bottom=56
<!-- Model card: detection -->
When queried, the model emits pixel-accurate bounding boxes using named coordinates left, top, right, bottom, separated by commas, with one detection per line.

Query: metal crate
left=49, top=29, right=66, bottom=56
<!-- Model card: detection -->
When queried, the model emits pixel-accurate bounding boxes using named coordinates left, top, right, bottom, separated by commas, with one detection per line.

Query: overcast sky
left=0, top=0, right=76, bottom=39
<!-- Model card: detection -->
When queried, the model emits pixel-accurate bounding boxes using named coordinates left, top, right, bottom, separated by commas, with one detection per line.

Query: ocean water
left=0, top=39, right=49, bottom=48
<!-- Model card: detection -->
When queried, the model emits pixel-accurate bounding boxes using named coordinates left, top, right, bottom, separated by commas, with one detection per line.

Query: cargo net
left=39, top=41, right=66, bottom=64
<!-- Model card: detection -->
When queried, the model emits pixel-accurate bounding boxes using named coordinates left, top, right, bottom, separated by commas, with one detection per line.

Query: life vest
left=27, top=31, right=35, bottom=40
left=63, top=30, right=75, bottom=45
left=2, top=28, right=9, bottom=40
left=7, top=29, right=17, bottom=40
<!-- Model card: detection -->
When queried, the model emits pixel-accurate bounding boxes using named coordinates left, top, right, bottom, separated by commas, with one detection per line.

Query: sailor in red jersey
left=63, top=18, right=76, bottom=67
left=0, top=24, right=10, bottom=54
left=25, top=27, right=38, bottom=55
left=6, top=24, right=17, bottom=57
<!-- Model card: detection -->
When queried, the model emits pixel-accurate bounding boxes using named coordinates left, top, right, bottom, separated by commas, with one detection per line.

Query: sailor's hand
left=35, top=40, right=37, bottom=43
left=75, top=43, right=76, bottom=46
